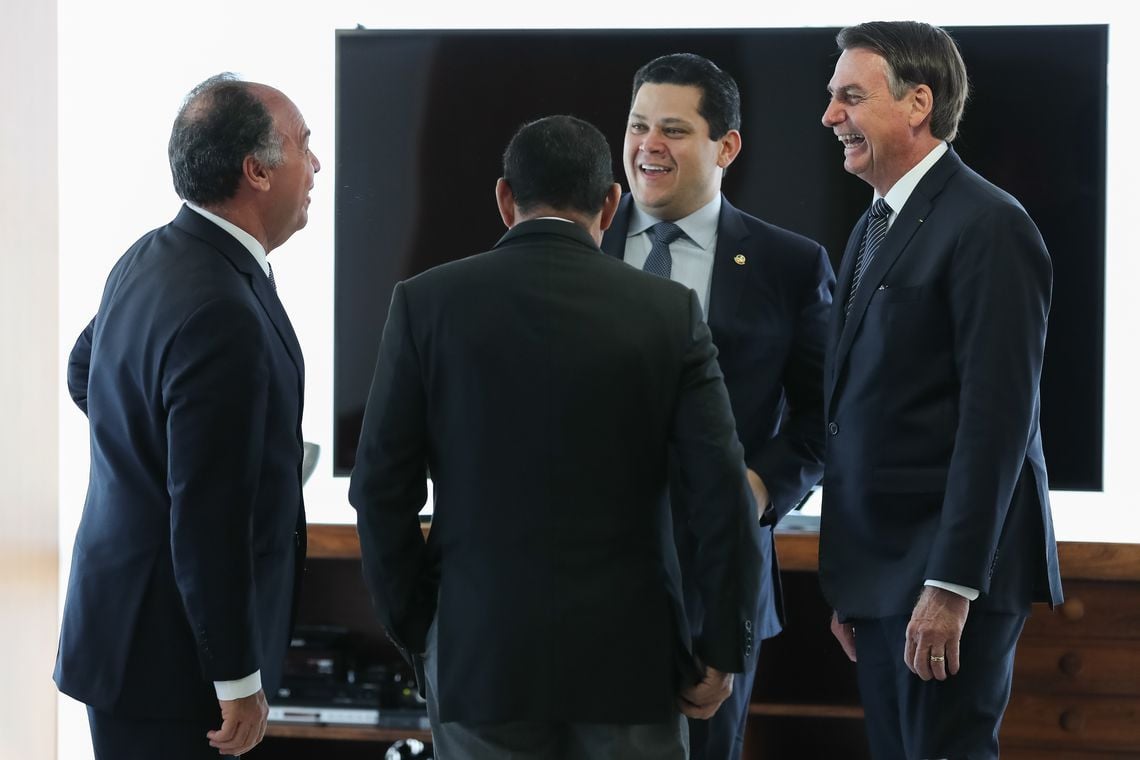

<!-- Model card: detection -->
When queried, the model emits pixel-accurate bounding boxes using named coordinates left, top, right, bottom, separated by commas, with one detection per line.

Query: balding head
left=168, top=73, right=284, bottom=206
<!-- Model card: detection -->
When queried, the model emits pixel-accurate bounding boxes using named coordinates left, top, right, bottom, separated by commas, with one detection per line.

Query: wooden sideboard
left=263, top=524, right=1140, bottom=758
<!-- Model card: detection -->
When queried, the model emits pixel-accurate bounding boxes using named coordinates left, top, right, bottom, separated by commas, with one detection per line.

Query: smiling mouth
left=639, top=163, right=673, bottom=177
left=838, top=133, right=865, bottom=149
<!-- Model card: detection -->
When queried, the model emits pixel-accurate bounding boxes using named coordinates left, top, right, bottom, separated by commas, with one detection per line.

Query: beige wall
left=1, top=1, right=59, bottom=758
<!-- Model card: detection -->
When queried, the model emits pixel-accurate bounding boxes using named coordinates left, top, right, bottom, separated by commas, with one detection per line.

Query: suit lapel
left=172, top=205, right=305, bottom=378
left=827, top=150, right=964, bottom=402
left=601, top=194, right=750, bottom=333
left=707, top=198, right=750, bottom=332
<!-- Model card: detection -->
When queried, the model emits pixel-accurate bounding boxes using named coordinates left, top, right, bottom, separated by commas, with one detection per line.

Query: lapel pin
left=733, top=254, right=746, bottom=265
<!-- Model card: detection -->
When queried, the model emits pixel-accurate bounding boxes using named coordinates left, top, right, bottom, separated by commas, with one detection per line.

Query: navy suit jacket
left=349, top=219, right=764, bottom=724
left=55, top=205, right=307, bottom=719
left=820, top=149, right=1064, bottom=619
left=602, top=194, right=834, bottom=640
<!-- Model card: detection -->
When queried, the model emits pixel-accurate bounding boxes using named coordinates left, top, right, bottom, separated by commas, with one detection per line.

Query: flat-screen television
left=334, top=26, right=1107, bottom=491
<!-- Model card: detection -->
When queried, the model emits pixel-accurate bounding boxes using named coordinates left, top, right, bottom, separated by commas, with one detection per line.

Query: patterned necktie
left=846, top=198, right=892, bottom=316
left=642, top=221, right=685, bottom=280
left=267, top=262, right=277, bottom=292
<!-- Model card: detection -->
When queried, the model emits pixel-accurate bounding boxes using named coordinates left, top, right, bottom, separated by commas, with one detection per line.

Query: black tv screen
left=334, top=26, right=1107, bottom=490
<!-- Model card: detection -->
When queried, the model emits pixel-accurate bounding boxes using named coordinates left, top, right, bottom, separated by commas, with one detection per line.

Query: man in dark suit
left=601, top=53, right=834, bottom=760
left=55, top=73, right=319, bottom=759
left=349, top=115, right=764, bottom=760
left=819, top=22, right=1064, bottom=759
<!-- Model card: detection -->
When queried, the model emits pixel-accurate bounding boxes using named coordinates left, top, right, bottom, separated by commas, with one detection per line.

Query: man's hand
left=905, top=586, right=970, bottom=681
left=679, top=664, right=734, bottom=719
left=207, top=689, right=269, bottom=756
left=830, top=611, right=857, bottom=662
left=746, top=468, right=772, bottom=522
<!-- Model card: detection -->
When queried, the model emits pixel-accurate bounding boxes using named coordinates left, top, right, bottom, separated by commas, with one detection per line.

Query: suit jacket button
left=828, top=422, right=839, bottom=436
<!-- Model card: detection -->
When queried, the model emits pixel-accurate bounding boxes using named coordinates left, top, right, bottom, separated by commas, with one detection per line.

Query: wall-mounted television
left=333, top=26, right=1107, bottom=490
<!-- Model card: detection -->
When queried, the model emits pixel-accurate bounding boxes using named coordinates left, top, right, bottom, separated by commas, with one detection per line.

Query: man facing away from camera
left=350, top=114, right=764, bottom=760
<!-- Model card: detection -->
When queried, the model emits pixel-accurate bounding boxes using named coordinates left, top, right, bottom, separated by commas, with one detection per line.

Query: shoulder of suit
left=730, top=205, right=828, bottom=259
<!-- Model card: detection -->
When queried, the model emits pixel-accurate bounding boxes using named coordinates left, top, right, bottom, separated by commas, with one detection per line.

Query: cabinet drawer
left=1001, top=694, right=1140, bottom=750
left=1013, top=639, right=1140, bottom=695
left=1022, top=582, right=1140, bottom=640
left=1002, top=747, right=1140, bottom=760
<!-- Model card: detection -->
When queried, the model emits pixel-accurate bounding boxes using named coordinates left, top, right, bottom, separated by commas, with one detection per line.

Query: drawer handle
left=1058, top=652, right=1082, bottom=676
left=1059, top=709, right=1085, bottom=733
left=1060, top=598, right=1085, bottom=621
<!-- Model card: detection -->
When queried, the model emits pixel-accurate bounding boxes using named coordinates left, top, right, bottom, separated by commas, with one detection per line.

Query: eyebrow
left=628, top=112, right=695, bottom=127
left=827, top=85, right=865, bottom=98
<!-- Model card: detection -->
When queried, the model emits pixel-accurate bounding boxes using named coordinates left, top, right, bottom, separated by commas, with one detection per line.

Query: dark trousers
left=852, top=610, right=1027, bottom=760
left=88, top=705, right=236, bottom=760
left=422, top=617, right=688, bottom=760
left=687, top=639, right=759, bottom=760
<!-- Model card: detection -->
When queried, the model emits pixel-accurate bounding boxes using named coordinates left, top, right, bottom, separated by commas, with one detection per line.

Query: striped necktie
left=845, top=198, right=892, bottom=316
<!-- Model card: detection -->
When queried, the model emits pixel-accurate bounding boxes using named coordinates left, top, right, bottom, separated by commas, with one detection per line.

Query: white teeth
left=838, top=134, right=864, bottom=147
left=641, top=164, right=671, bottom=173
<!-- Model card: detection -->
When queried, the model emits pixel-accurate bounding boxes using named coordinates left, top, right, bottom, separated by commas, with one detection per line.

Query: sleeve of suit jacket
left=67, top=317, right=95, bottom=415
left=672, top=290, right=765, bottom=673
left=349, top=281, right=434, bottom=660
left=926, top=203, right=1051, bottom=589
left=749, top=244, right=834, bottom=521
left=162, top=298, right=270, bottom=681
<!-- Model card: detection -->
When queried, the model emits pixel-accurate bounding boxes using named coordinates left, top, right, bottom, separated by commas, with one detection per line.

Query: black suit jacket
left=820, top=149, right=1064, bottom=619
left=602, top=195, right=834, bottom=639
left=349, top=219, right=764, bottom=724
left=55, top=205, right=307, bottom=718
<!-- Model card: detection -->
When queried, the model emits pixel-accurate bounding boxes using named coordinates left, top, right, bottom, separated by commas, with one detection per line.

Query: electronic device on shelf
left=268, top=625, right=427, bottom=728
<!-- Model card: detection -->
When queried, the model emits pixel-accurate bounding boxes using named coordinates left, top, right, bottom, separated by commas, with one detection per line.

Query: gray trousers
left=423, top=617, right=689, bottom=760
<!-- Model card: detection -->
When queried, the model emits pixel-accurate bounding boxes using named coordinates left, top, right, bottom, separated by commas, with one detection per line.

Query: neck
left=200, top=200, right=272, bottom=253
left=515, top=207, right=603, bottom=245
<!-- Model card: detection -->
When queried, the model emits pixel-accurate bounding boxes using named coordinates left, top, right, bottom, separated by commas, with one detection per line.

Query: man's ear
left=717, top=129, right=743, bottom=170
left=495, top=178, right=517, bottom=229
left=243, top=154, right=272, bottom=192
left=909, top=84, right=934, bottom=129
left=599, top=183, right=622, bottom=232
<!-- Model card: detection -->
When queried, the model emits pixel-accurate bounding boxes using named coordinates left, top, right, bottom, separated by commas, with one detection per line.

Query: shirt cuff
left=925, top=579, right=980, bottom=601
left=214, top=670, right=262, bottom=701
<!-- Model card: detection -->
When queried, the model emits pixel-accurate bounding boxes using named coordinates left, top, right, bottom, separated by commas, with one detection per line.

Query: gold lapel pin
left=733, top=254, right=746, bottom=266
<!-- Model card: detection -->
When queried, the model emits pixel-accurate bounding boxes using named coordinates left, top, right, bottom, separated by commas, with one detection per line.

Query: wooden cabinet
left=268, top=525, right=1140, bottom=758
left=744, top=533, right=1140, bottom=758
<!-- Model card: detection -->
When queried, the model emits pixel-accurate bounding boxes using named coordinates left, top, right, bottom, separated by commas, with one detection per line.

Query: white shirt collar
left=879, top=142, right=948, bottom=221
left=628, top=194, right=722, bottom=251
left=185, top=202, right=271, bottom=277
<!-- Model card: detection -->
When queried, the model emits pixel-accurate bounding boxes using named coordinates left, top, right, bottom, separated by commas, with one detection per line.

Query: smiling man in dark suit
left=819, top=21, right=1064, bottom=759
left=350, top=114, right=764, bottom=760
left=55, top=73, right=318, bottom=759
left=601, top=52, right=835, bottom=760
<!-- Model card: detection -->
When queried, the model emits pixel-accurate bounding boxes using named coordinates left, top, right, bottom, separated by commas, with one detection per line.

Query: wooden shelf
left=749, top=702, right=864, bottom=720
left=308, top=523, right=1140, bottom=581
left=267, top=722, right=431, bottom=743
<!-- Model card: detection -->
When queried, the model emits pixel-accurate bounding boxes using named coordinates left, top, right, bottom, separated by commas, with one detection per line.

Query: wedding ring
left=929, top=654, right=946, bottom=663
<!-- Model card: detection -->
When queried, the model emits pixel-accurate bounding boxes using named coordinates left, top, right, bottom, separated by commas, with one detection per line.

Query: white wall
left=1, top=1, right=58, bottom=759
left=54, top=1, right=1133, bottom=758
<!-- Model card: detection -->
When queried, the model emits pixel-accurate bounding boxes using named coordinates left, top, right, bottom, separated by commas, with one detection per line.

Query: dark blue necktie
left=642, top=222, right=684, bottom=280
left=846, top=198, right=892, bottom=315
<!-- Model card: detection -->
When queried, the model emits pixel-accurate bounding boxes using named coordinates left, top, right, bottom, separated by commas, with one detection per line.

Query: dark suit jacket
left=349, top=219, right=764, bottom=724
left=55, top=205, right=307, bottom=719
left=820, top=149, right=1064, bottom=619
left=602, top=194, right=834, bottom=639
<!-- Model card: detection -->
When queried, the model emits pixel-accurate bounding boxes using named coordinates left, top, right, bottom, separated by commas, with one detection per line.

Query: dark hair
left=837, top=21, right=970, bottom=142
left=501, top=115, right=614, bottom=215
left=168, top=73, right=284, bottom=205
left=631, top=53, right=741, bottom=140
